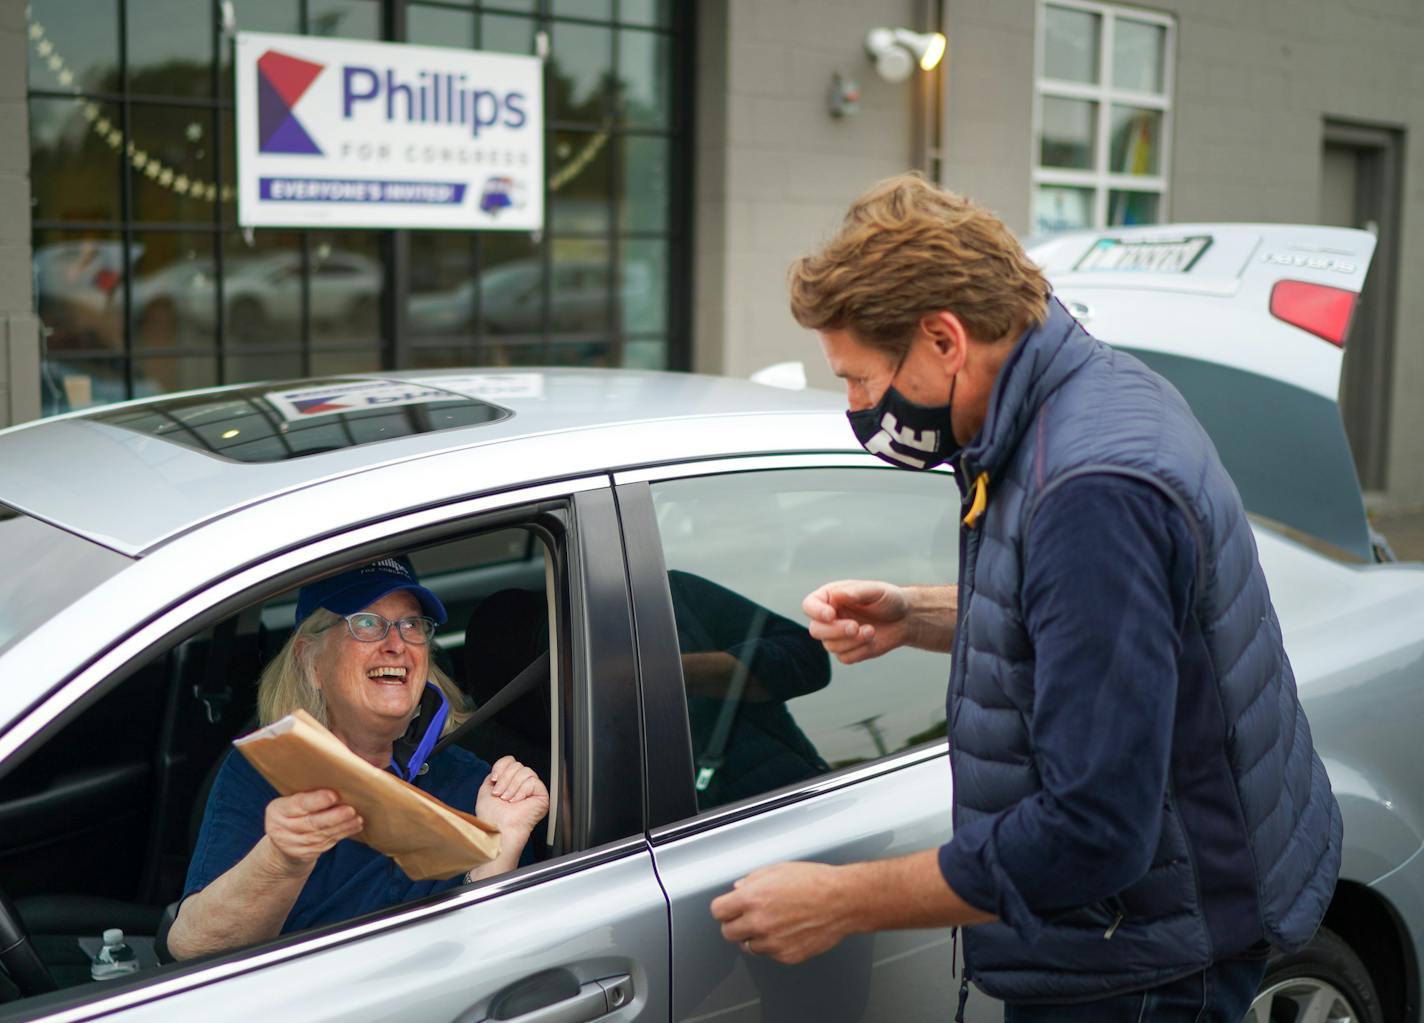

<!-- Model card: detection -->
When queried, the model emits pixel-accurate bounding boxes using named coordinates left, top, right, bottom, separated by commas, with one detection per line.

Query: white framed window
left=1032, top=0, right=1175, bottom=234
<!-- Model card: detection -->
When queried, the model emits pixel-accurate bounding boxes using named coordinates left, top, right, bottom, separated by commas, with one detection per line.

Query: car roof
left=0, top=368, right=846, bottom=557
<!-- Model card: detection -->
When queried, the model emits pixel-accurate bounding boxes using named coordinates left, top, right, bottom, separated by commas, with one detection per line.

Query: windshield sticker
left=1074, top=235, right=1212, bottom=273
left=265, top=380, right=470, bottom=421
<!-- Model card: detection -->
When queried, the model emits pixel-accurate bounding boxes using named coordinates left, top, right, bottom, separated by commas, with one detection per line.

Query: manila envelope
left=234, top=709, right=500, bottom=880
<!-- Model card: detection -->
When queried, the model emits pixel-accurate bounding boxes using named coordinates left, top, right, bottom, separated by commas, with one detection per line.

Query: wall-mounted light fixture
left=864, top=27, right=946, bottom=83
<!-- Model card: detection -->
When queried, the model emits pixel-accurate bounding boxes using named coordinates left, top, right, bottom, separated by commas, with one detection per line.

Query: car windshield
left=0, top=506, right=130, bottom=658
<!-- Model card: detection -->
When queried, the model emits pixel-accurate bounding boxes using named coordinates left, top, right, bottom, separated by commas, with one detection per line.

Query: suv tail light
left=1269, top=279, right=1358, bottom=347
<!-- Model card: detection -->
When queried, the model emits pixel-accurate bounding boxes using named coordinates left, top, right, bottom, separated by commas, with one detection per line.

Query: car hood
left=1028, top=224, right=1379, bottom=562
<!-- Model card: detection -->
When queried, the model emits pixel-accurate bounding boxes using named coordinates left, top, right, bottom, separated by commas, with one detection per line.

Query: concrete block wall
left=1159, top=0, right=1424, bottom=510
left=938, top=0, right=1037, bottom=233
left=693, top=0, right=927, bottom=389
left=0, top=0, right=37, bottom=428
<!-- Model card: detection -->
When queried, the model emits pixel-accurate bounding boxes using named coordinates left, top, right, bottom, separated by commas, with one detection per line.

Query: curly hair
left=788, top=173, right=1049, bottom=355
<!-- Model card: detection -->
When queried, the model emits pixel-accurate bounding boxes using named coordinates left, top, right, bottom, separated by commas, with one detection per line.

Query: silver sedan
left=0, top=225, right=1419, bottom=1023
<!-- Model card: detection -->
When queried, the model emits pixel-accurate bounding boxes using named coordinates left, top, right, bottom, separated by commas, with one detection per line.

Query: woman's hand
left=263, top=789, right=363, bottom=874
left=476, top=756, right=550, bottom=838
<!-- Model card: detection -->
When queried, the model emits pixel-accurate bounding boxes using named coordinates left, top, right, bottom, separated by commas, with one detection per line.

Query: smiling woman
left=165, top=556, right=548, bottom=961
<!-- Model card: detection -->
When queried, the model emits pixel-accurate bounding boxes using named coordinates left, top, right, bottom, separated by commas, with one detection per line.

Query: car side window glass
left=648, top=467, right=958, bottom=811
left=0, top=524, right=564, bottom=1011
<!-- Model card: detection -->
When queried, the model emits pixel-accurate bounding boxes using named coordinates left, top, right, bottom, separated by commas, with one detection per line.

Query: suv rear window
left=0, top=507, right=130, bottom=657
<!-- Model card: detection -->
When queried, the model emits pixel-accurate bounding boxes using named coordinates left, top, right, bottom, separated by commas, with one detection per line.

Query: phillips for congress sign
left=235, top=32, right=544, bottom=230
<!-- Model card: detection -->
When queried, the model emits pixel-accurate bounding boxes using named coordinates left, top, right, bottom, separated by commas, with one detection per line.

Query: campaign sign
left=235, top=32, right=543, bottom=230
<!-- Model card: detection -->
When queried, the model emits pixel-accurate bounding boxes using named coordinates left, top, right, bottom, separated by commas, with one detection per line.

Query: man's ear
left=919, top=310, right=970, bottom=372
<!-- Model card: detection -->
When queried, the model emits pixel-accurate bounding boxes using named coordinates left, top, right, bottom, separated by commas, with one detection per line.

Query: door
left=616, top=458, right=1004, bottom=1022
left=0, top=483, right=670, bottom=1022
left=1321, top=120, right=1402, bottom=492
left=98, top=854, right=668, bottom=1023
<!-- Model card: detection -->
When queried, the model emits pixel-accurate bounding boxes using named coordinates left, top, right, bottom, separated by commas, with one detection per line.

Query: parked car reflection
left=409, top=258, right=653, bottom=338
left=35, top=240, right=385, bottom=354
left=132, top=249, right=383, bottom=343
left=33, top=239, right=134, bottom=355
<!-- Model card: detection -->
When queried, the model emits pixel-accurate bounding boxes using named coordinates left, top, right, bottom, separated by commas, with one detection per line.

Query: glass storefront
left=26, top=0, right=689, bottom=415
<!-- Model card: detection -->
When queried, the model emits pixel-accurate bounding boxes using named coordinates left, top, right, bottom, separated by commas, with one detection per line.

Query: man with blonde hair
left=710, top=175, right=1340, bottom=1021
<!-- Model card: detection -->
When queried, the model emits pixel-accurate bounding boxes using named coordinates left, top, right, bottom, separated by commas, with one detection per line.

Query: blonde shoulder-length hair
left=256, top=608, right=471, bottom=734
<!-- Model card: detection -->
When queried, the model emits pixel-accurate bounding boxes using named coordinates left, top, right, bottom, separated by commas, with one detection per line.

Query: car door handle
left=457, top=971, right=633, bottom=1023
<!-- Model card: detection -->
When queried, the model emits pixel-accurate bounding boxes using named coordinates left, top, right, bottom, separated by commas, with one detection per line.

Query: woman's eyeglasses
left=339, top=612, right=437, bottom=644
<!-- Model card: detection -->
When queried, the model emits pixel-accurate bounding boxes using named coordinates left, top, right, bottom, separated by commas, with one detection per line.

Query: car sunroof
left=86, top=378, right=512, bottom=463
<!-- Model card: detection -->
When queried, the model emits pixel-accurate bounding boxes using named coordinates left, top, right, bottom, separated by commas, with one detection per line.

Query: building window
left=1032, top=0, right=1173, bottom=235
left=26, top=0, right=689, bottom=416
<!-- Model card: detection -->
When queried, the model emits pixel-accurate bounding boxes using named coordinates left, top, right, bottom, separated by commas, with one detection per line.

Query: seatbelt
left=694, top=608, right=767, bottom=794
left=432, top=651, right=551, bottom=758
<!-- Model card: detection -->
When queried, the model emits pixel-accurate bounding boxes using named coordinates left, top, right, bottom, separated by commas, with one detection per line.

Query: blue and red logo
left=257, top=50, right=325, bottom=155
left=480, top=175, right=526, bottom=215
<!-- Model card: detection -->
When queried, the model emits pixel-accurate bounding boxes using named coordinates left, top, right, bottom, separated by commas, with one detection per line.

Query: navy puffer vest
left=951, top=299, right=1342, bottom=1002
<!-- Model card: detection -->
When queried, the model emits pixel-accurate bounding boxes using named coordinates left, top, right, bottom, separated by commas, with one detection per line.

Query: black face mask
left=847, top=373, right=960, bottom=470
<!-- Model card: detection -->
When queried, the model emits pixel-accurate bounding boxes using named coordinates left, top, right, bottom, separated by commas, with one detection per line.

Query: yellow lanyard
left=962, top=471, right=989, bottom=529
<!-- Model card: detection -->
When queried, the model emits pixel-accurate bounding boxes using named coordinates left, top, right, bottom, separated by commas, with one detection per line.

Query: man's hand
left=263, top=789, right=363, bottom=873
left=710, top=861, right=857, bottom=964
left=802, top=580, right=912, bottom=664
left=710, top=852, right=994, bottom=965
left=803, top=581, right=958, bottom=662
left=476, top=756, right=549, bottom=837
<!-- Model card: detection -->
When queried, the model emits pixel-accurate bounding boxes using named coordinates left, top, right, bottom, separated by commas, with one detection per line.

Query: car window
left=0, top=507, right=130, bottom=658
left=0, top=518, right=580, bottom=1013
left=647, top=467, right=958, bottom=811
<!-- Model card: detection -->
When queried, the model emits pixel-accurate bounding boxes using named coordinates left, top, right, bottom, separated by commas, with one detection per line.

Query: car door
left=0, top=480, right=670, bottom=1023
left=613, top=456, right=1003, bottom=1023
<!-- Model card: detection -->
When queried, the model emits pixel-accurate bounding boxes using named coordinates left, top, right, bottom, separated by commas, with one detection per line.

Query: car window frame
left=0, top=475, right=649, bottom=1022
left=612, top=454, right=957, bottom=842
left=0, top=476, right=590, bottom=768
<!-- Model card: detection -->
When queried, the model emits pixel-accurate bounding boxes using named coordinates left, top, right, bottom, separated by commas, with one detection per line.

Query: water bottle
left=90, top=928, right=140, bottom=981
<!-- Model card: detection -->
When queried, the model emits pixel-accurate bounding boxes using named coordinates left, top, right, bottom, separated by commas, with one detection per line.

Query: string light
left=26, top=7, right=236, bottom=204
left=27, top=6, right=610, bottom=205
left=550, top=127, right=609, bottom=192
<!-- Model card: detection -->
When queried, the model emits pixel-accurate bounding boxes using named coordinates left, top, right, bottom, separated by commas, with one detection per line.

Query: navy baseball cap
left=295, top=555, right=447, bottom=626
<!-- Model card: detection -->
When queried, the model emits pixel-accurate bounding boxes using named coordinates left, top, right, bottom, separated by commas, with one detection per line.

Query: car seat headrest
left=463, top=589, right=550, bottom=727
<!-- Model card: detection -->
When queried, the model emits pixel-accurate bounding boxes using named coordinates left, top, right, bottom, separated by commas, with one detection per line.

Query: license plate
left=1073, top=235, right=1212, bottom=273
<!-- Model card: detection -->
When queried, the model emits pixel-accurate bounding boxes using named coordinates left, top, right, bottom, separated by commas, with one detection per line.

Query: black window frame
left=26, top=0, right=694, bottom=414
left=615, top=464, right=962, bottom=836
